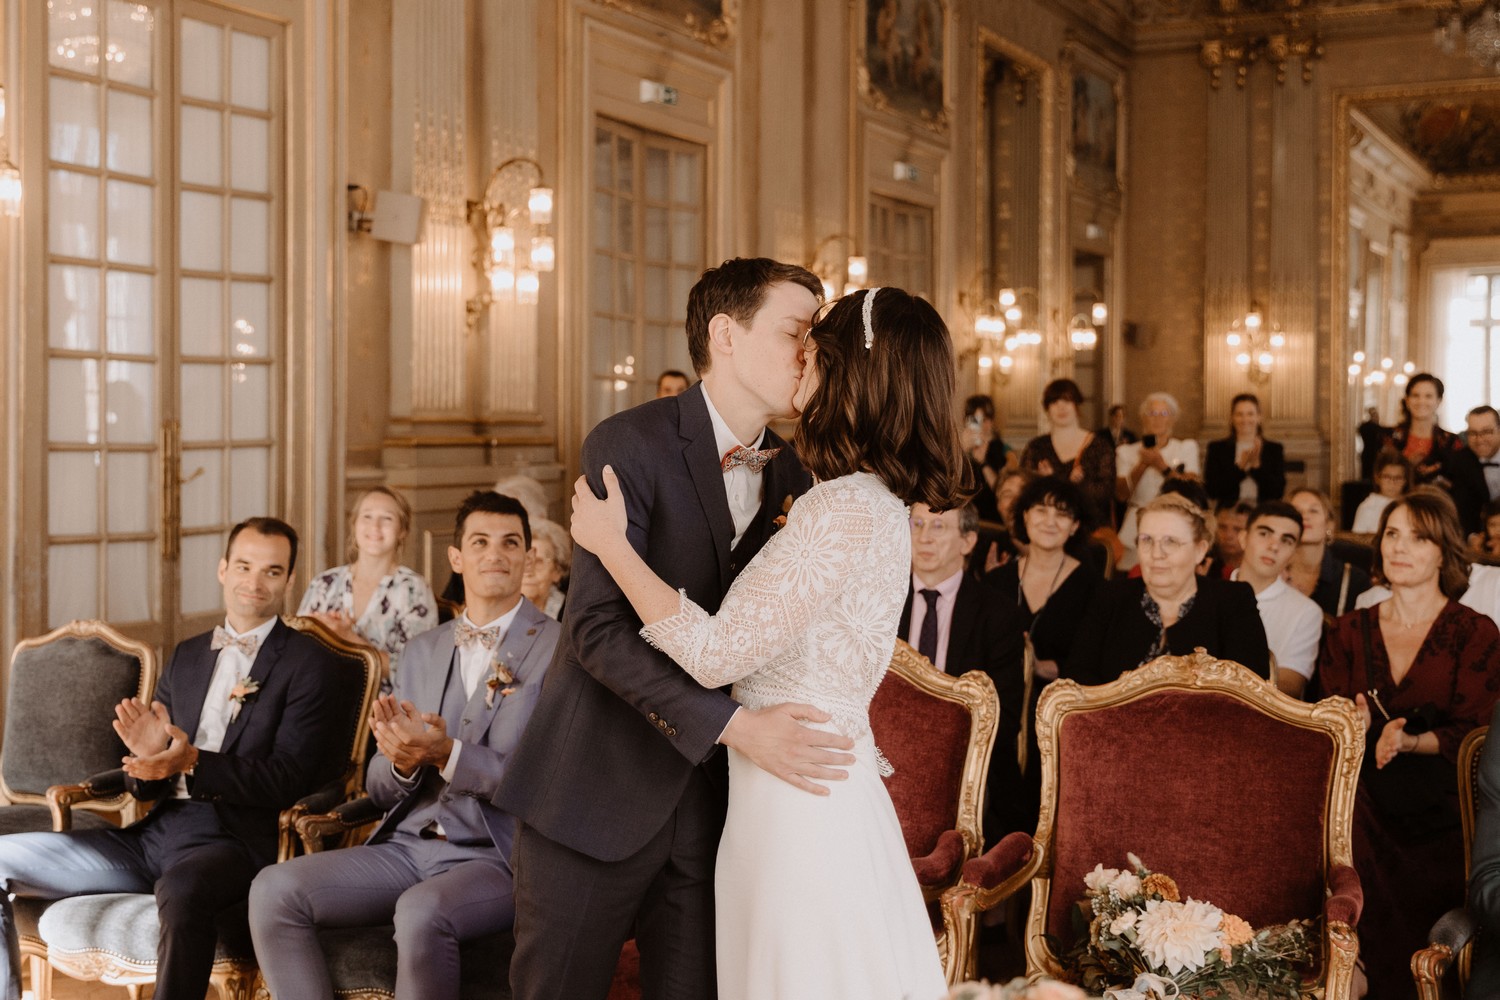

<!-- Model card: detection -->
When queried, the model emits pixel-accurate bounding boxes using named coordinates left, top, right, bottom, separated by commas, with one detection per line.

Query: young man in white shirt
left=1233, top=501, right=1325, bottom=698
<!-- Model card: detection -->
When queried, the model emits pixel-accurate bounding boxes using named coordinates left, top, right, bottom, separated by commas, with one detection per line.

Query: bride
left=570, top=286, right=968, bottom=999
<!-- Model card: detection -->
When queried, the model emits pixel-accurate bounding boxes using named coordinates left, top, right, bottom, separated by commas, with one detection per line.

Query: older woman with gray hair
left=1115, top=391, right=1201, bottom=569
left=522, top=517, right=571, bottom=620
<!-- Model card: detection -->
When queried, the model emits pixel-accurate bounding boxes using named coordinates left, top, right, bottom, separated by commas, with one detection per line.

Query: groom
left=500, top=258, right=855, bottom=999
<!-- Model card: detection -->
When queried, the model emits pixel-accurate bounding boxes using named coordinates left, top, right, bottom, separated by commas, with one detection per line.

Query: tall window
left=1432, top=266, right=1500, bottom=427
left=42, top=0, right=283, bottom=647
left=588, top=119, right=705, bottom=430
left=868, top=195, right=932, bottom=300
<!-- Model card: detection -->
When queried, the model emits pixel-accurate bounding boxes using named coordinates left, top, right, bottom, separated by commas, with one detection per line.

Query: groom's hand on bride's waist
left=718, top=704, right=856, bottom=796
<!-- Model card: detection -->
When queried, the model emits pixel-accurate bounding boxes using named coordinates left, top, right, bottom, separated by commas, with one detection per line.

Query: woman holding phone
left=1115, top=392, right=1200, bottom=569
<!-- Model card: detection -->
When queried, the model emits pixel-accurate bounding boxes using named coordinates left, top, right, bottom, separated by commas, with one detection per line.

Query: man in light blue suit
left=248, top=490, right=560, bottom=1000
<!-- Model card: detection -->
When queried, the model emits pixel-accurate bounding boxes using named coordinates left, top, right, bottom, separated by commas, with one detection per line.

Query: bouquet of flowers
left=1050, top=854, right=1315, bottom=999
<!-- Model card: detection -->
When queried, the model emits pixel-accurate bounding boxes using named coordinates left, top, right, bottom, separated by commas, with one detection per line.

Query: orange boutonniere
left=485, top=663, right=518, bottom=708
left=227, top=676, right=261, bottom=721
left=773, top=494, right=794, bottom=531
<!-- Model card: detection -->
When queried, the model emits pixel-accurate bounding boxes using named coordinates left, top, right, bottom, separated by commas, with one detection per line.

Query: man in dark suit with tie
left=1453, top=405, right=1500, bottom=538
left=898, top=501, right=1028, bottom=844
left=0, top=517, right=343, bottom=1000
left=499, top=259, right=855, bottom=1000
left=250, top=490, right=560, bottom=999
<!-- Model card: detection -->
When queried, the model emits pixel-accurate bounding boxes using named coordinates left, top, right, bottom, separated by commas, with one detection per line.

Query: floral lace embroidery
left=640, top=473, right=911, bottom=746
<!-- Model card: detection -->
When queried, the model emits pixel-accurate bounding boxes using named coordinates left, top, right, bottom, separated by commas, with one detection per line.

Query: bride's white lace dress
left=643, top=472, right=948, bottom=1000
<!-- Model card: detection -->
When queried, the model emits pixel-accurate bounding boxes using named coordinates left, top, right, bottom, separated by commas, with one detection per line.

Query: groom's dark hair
left=685, top=258, right=823, bottom=376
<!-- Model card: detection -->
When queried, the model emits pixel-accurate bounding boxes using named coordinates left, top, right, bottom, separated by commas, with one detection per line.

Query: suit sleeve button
left=667, top=727, right=677, bottom=737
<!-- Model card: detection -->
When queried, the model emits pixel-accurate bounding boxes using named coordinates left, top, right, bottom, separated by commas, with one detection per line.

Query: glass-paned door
left=868, top=195, right=933, bottom=301
left=588, top=118, right=705, bottom=432
left=42, top=0, right=283, bottom=649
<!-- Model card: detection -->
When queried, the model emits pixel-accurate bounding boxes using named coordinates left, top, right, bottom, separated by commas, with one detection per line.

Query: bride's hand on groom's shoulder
left=720, top=703, right=857, bottom=796
left=570, top=466, right=628, bottom=556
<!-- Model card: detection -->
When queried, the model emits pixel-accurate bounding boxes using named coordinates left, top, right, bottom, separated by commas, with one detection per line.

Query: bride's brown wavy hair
left=793, top=288, right=973, bottom=511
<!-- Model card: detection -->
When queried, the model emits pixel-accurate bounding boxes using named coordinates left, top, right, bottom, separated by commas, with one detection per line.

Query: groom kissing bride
left=498, top=257, right=968, bottom=1000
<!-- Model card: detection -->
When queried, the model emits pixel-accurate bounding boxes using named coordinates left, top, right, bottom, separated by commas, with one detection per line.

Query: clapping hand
left=370, top=696, right=452, bottom=777
left=1236, top=439, right=1262, bottom=471
left=1140, top=446, right=1169, bottom=473
left=121, top=722, right=197, bottom=781
left=1374, top=717, right=1416, bottom=769
left=570, top=466, right=629, bottom=556
left=113, top=698, right=171, bottom=758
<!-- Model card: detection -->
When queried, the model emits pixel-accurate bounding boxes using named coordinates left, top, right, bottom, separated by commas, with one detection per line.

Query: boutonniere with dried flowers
left=485, top=662, right=518, bottom=708
left=227, top=676, right=261, bottom=722
left=772, top=494, right=794, bottom=531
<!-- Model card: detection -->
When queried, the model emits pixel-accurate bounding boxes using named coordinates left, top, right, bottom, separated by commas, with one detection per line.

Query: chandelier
left=1435, top=1, right=1500, bottom=72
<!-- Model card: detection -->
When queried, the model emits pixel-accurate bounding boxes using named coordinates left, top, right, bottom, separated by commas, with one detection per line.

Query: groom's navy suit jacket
left=126, top=617, right=345, bottom=865
left=496, top=384, right=812, bottom=862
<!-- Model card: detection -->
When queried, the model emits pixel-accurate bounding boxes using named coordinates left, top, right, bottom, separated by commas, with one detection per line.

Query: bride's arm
left=572, top=469, right=865, bottom=688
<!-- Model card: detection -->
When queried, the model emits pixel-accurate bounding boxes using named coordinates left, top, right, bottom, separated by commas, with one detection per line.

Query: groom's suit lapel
left=678, top=386, right=735, bottom=590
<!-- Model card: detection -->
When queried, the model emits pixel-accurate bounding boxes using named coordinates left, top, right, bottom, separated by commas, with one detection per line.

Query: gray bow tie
left=211, top=627, right=259, bottom=657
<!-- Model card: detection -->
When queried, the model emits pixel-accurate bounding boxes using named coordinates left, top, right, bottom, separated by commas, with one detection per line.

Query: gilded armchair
left=1411, top=724, right=1488, bottom=999
left=942, top=650, right=1364, bottom=994
left=33, top=615, right=381, bottom=1000
left=2, top=620, right=158, bottom=999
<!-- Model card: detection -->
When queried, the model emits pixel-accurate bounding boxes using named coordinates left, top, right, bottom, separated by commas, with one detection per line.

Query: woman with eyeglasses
left=1063, top=493, right=1269, bottom=686
left=1312, top=487, right=1500, bottom=996
left=1115, top=392, right=1200, bottom=570
left=520, top=517, right=571, bottom=620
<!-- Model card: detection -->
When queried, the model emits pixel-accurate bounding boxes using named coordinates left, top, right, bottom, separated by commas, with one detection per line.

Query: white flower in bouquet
left=1133, top=897, right=1225, bottom=975
left=1108, top=870, right=1143, bottom=898
left=1084, top=864, right=1121, bottom=892
left=1108, top=910, right=1138, bottom=936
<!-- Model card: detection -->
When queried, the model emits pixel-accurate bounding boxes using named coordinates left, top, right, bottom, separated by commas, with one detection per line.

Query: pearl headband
left=862, top=287, right=882, bottom=350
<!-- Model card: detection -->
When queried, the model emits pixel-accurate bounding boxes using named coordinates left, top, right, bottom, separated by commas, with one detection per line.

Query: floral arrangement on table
left=1048, top=853, right=1316, bottom=999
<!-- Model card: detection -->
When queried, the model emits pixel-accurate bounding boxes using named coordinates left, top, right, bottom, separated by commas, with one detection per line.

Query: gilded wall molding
left=591, top=0, right=738, bottom=49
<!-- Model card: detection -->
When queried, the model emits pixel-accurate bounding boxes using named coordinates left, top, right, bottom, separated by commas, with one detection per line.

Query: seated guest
left=899, top=502, right=1027, bottom=842
left=1230, top=501, right=1323, bottom=698
left=1207, top=501, right=1253, bottom=579
left=1019, top=378, right=1116, bottom=528
left=1115, top=392, right=1201, bottom=569
left=1064, top=493, right=1269, bottom=685
left=974, top=467, right=1035, bottom=575
left=299, top=486, right=437, bottom=693
left=1351, top=451, right=1410, bottom=534
left=1313, top=487, right=1500, bottom=997
left=250, top=491, right=561, bottom=1000
left=1204, top=392, right=1287, bottom=508
left=655, top=369, right=690, bottom=398
left=985, top=477, right=1100, bottom=829
left=1357, top=405, right=1386, bottom=481
left=1453, top=405, right=1500, bottom=538
left=1380, top=373, right=1466, bottom=487
left=1286, top=488, right=1371, bottom=616
left=963, top=393, right=1015, bottom=522
left=521, top=517, right=571, bottom=620
left=1479, top=498, right=1500, bottom=560
left=0, top=518, right=344, bottom=1000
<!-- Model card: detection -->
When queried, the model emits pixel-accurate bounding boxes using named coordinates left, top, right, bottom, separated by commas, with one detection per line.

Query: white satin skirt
left=714, top=732, right=949, bottom=1000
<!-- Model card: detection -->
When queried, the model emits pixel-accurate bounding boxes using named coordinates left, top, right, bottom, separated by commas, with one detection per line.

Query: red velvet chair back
left=1026, top=653, right=1363, bottom=963
left=871, top=642, right=999, bottom=859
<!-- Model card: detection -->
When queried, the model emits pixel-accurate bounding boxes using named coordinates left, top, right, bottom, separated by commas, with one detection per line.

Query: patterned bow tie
left=211, top=627, right=260, bottom=657
left=453, top=620, right=503, bottom=649
left=721, top=444, right=781, bottom=473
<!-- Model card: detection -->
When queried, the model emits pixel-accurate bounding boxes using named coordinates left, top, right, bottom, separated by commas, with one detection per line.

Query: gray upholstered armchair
left=1, top=620, right=157, bottom=997
left=30, top=615, right=380, bottom=1000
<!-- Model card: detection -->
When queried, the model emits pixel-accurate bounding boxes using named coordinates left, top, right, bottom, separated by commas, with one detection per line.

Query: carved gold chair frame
left=1020, top=651, right=1363, bottom=998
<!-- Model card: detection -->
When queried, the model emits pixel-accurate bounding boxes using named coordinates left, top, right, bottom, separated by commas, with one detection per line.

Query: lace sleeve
left=639, top=480, right=880, bottom=688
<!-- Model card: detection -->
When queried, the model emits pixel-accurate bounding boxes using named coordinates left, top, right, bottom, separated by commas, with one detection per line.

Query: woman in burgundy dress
left=1314, top=488, right=1500, bottom=996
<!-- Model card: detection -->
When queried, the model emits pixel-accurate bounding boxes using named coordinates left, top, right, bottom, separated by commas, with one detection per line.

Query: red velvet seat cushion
left=1047, top=691, right=1334, bottom=943
left=871, top=668, right=975, bottom=858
